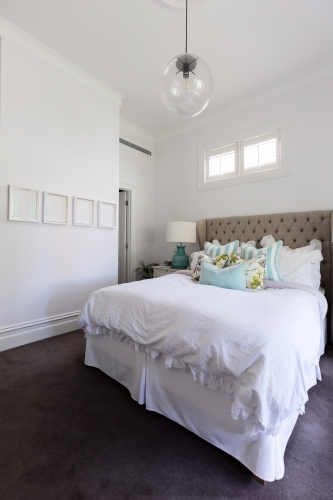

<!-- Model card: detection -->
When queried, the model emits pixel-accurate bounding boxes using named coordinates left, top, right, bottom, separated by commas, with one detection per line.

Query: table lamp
left=166, top=221, right=197, bottom=269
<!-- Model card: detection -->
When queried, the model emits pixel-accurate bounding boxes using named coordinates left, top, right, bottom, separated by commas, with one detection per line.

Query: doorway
left=118, top=189, right=131, bottom=284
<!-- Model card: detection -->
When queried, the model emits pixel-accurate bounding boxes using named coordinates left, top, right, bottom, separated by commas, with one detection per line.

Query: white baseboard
left=0, top=311, right=81, bottom=352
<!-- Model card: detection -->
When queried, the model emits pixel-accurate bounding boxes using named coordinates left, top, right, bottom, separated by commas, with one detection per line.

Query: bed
left=79, top=210, right=332, bottom=483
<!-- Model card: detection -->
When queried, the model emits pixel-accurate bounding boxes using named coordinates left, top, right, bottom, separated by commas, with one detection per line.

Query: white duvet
left=78, top=274, right=327, bottom=436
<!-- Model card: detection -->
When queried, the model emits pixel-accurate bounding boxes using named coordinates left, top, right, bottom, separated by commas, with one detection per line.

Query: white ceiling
left=0, top=0, right=333, bottom=137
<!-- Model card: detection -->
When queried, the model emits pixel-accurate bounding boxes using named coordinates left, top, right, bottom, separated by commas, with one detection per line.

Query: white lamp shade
left=166, top=221, right=197, bottom=243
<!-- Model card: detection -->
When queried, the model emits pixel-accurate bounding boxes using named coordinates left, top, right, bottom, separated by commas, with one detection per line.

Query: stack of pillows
left=191, top=236, right=323, bottom=292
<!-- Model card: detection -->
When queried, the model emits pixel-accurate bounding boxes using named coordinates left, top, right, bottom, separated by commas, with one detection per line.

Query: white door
left=118, top=190, right=128, bottom=284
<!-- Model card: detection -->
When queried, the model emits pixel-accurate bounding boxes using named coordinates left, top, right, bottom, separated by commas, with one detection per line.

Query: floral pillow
left=244, top=255, right=266, bottom=289
left=191, top=252, right=229, bottom=282
left=240, top=241, right=283, bottom=282
left=227, top=252, right=266, bottom=290
left=228, top=251, right=244, bottom=266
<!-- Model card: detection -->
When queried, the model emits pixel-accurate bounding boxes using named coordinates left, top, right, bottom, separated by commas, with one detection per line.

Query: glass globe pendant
left=160, top=0, right=213, bottom=117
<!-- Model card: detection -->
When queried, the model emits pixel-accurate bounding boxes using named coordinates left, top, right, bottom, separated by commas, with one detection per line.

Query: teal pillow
left=199, top=261, right=247, bottom=291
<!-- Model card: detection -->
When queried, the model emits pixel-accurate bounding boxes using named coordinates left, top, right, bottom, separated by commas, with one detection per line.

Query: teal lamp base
left=172, top=245, right=189, bottom=270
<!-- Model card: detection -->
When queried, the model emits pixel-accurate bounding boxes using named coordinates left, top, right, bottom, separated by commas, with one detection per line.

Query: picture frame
left=73, top=197, right=95, bottom=226
left=98, top=201, right=116, bottom=228
left=43, top=192, right=69, bottom=225
left=8, top=185, right=39, bottom=223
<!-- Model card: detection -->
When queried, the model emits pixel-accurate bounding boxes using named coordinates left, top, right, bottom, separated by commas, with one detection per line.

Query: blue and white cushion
left=204, top=240, right=239, bottom=259
left=240, top=241, right=284, bottom=281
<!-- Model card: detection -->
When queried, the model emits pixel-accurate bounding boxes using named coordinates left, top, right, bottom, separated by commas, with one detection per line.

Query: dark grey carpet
left=0, top=331, right=332, bottom=500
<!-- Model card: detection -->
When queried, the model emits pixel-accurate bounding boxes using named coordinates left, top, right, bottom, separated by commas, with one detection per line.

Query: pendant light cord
left=185, top=0, right=188, bottom=53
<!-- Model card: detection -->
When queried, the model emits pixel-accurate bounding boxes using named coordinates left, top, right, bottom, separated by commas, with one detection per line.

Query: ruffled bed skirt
left=84, top=333, right=319, bottom=481
left=83, top=325, right=320, bottom=438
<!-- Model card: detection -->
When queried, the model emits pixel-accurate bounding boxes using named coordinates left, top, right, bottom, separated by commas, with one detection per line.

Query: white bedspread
left=78, top=274, right=327, bottom=436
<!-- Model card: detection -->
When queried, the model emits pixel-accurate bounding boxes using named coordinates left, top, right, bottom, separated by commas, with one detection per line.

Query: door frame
left=119, top=182, right=135, bottom=282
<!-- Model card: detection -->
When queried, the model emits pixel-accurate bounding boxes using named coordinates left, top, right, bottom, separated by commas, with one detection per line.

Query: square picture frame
left=98, top=201, right=116, bottom=228
left=8, top=185, right=39, bottom=223
left=73, top=197, right=95, bottom=226
left=43, top=192, right=69, bottom=225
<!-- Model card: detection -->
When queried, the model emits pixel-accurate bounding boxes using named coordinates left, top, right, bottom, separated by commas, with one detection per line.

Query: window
left=241, top=130, right=280, bottom=175
left=206, top=143, right=237, bottom=181
left=198, top=116, right=290, bottom=191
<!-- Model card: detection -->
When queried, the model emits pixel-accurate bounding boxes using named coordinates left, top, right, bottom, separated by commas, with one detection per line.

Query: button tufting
left=307, top=240, right=310, bottom=243
left=301, top=229, right=303, bottom=232
left=294, top=219, right=296, bottom=222
left=314, top=228, right=317, bottom=232
left=275, top=230, right=278, bottom=233
left=232, top=230, right=235, bottom=233
left=287, top=229, right=290, bottom=232
left=294, top=239, right=296, bottom=242
left=264, top=229, right=266, bottom=233
left=243, top=231, right=245, bottom=234
left=307, top=218, right=310, bottom=222
left=253, top=230, right=255, bottom=233
left=322, top=217, right=324, bottom=221
left=281, top=219, right=283, bottom=222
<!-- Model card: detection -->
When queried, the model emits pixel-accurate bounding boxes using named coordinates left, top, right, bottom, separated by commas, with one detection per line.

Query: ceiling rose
left=161, top=0, right=209, bottom=8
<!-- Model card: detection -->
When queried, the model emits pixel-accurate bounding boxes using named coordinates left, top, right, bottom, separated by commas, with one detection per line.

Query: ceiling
left=0, top=0, right=333, bottom=137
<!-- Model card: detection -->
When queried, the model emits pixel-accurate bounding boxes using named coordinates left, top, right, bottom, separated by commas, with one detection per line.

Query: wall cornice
left=0, top=16, right=124, bottom=107
left=120, top=118, right=155, bottom=145
left=154, top=57, right=333, bottom=143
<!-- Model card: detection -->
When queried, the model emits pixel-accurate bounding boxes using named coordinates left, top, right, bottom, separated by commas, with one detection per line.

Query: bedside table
left=152, top=266, right=179, bottom=278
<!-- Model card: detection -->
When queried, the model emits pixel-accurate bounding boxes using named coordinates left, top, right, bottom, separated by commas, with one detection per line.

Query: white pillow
left=260, top=235, right=323, bottom=289
left=260, top=235, right=276, bottom=248
left=190, top=252, right=199, bottom=271
left=279, top=247, right=322, bottom=288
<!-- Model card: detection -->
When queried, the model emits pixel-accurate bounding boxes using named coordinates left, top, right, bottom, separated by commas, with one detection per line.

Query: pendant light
left=160, top=0, right=213, bottom=117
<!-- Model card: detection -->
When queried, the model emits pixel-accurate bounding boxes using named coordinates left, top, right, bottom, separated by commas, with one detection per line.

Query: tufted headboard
left=197, top=211, right=333, bottom=306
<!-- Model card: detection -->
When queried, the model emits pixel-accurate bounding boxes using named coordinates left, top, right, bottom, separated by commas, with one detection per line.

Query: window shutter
left=241, top=130, right=280, bottom=174
left=206, top=143, right=237, bottom=182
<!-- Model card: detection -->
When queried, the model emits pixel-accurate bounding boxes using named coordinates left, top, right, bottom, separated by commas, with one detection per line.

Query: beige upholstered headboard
left=197, top=211, right=333, bottom=306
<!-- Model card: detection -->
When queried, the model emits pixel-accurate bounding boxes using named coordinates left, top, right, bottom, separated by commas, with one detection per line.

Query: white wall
left=0, top=39, right=120, bottom=349
left=153, top=76, right=333, bottom=263
left=119, top=124, right=155, bottom=280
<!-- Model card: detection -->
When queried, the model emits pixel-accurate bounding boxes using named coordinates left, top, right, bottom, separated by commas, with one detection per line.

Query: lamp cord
left=185, top=0, right=188, bottom=53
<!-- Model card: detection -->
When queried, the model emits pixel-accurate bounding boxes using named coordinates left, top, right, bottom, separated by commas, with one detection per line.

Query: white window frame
left=206, top=142, right=237, bottom=182
left=198, top=116, right=291, bottom=191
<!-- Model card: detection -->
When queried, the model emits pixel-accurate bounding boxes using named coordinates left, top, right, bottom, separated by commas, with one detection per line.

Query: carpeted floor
left=0, top=331, right=332, bottom=500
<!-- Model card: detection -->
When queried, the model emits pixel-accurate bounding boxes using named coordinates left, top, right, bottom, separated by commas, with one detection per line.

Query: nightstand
left=152, top=266, right=179, bottom=278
